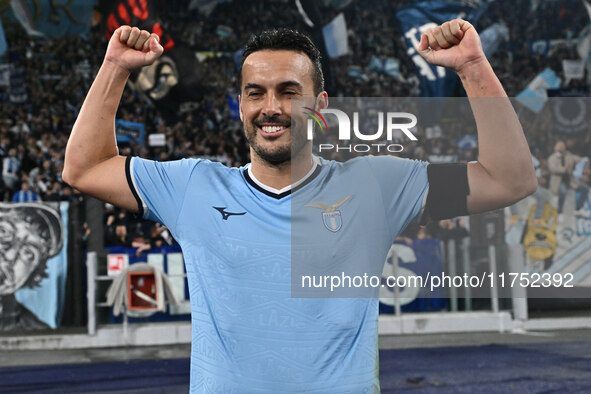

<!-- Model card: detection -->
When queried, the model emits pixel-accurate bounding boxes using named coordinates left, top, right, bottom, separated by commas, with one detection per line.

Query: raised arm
left=63, top=26, right=163, bottom=212
left=418, top=19, right=537, bottom=214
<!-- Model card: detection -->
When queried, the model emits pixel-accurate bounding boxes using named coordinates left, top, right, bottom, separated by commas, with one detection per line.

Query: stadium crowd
left=0, top=0, right=590, bottom=249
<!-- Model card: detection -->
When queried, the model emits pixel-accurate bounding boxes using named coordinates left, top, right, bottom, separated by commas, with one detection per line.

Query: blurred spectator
left=81, top=221, right=91, bottom=249
left=548, top=140, right=583, bottom=212
left=107, top=222, right=132, bottom=247
left=45, top=181, right=63, bottom=202
left=2, top=148, right=20, bottom=192
left=12, top=181, right=40, bottom=203
left=105, top=209, right=133, bottom=247
left=436, top=218, right=469, bottom=242
left=61, top=186, right=73, bottom=202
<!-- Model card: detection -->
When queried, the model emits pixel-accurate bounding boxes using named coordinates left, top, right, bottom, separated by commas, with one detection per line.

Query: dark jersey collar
left=242, top=156, right=322, bottom=199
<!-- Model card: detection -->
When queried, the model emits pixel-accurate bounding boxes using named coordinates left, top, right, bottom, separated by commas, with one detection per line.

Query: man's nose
left=262, top=93, right=282, bottom=117
left=3, top=247, right=19, bottom=263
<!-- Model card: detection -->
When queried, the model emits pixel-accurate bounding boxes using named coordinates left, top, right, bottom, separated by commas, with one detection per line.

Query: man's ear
left=316, top=92, right=328, bottom=111
left=238, top=95, right=243, bottom=122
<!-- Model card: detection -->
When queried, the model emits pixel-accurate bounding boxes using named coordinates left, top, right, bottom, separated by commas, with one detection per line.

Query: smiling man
left=239, top=30, right=328, bottom=190
left=64, top=21, right=536, bottom=392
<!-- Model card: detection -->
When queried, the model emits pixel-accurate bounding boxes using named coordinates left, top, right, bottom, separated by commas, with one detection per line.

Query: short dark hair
left=240, top=28, right=324, bottom=95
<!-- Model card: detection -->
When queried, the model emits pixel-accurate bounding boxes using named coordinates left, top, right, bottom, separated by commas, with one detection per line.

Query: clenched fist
left=104, top=26, right=164, bottom=73
left=417, top=19, right=485, bottom=74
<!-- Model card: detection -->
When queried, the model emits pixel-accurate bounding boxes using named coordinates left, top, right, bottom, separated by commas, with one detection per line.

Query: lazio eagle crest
left=305, top=195, right=352, bottom=232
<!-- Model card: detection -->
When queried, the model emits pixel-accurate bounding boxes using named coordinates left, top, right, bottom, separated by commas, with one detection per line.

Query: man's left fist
left=417, top=19, right=485, bottom=73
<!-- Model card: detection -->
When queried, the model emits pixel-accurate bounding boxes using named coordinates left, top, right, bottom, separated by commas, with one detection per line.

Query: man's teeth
left=262, top=126, right=285, bottom=133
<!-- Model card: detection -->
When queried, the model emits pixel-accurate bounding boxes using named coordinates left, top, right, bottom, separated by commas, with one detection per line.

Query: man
left=12, top=181, right=40, bottom=203
left=2, top=147, right=20, bottom=192
left=64, top=21, right=536, bottom=392
left=548, top=140, right=587, bottom=212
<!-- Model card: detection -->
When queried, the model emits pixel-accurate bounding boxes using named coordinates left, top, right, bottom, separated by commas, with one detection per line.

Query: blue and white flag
left=215, top=25, right=233, bottom=39
left=516, top=68, right=562, bottom=113
left=322, top=13, right=348, bottom=58
left=396, top=1, right=488, bottom=96
left=480, top=22, right=509, bottom=58
left=347, top=65, right=368, bottom=81
left=457, top=134, right=478, bottom=150
left=369, top=56, right=402, bottom=79
left=115, top=120, right=145, bottom=145
left=530, top=40, right=550, bottom=56
left=574, top=158, right=589, bottom=180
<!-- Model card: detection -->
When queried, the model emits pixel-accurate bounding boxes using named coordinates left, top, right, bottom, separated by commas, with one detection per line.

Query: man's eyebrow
left=277, top=81, right=303, bottom=90
left=243, top=81, right=304, bottom=91
left=244, top=83, right=264, bottom=91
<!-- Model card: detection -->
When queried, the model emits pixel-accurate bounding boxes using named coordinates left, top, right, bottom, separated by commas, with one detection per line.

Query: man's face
left=554, top=141, right=566, bottom=153
left=0, top=216, right=47, bottom=295
left=115, top=224, right=127, bottom=237
left=240, top=50, right=324, bottom=165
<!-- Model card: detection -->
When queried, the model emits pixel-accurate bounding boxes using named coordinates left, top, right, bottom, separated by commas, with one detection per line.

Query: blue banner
left=7, top=0, right=95, bottom=37
left=9, top=66, right=27, bottom=104
left=322, top=13, right=348, bottom=58
left=115, top=119, right=145, bottom=145
left=233, top=48, right=244, bottom=71
left=0, top=19, right=7, bottom=57
left=4, top=202, right=68, bottom=330
left=396, top=1, right=487, bottom=97
left=379, top=238, right=447, bottom=313
left=227, top=90, right=240, bottom=120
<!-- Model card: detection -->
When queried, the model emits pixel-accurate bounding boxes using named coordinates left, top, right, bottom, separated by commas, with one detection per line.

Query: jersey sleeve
left=127, top=156, right=197, bottom=231
left=366, top=155, right=429, bottom=238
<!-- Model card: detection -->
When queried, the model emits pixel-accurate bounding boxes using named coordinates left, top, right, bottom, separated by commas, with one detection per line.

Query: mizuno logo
left=213, top=207, right=247, bottom=220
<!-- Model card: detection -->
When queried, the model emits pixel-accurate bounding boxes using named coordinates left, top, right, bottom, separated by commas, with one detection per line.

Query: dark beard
left=246, top=116, right=308, bottom=166
left=252, top=143, right=291, bottom=166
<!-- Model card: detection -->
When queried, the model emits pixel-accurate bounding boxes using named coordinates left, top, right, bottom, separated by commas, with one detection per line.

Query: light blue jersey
left=128, top=154, right=428, bottom=393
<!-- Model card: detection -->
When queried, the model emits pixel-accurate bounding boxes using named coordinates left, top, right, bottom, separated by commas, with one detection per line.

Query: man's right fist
left=104, top=26, right=164, bottom=73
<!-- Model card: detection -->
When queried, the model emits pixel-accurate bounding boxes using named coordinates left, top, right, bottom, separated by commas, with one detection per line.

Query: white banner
left=10, top=0, right=44, bottom=36
left=188, top=0, right=224, bottom=16
left=480, top=22, right=509, bottom=58
left=577, top=26, right=591, bottom=60
left=584, top=0, right=591, bottom=21
left=322, top=13, right=348, bottom=58
left=0, top=64, right=10, bottom=86
left=562, top=59, right=584, bottom=81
